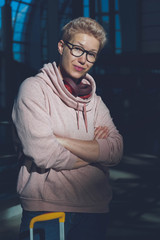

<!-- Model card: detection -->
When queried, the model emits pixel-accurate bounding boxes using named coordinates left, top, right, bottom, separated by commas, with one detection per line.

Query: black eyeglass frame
left=64, top=40, right=98, bottom=63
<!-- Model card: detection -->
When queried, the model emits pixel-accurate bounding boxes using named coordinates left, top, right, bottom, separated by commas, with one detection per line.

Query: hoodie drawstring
left=83, top=103, right=88, bottom=133
left=76, top=103, right=88, bottom=133
left=77, top=103, right=80, bottom=130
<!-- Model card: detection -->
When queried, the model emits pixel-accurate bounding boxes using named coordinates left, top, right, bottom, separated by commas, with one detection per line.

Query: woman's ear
left=58, top=40, right=64, bottom=55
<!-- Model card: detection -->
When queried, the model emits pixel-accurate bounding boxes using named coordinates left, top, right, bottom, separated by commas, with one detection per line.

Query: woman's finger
left=94, top=126, right=109, bottom=139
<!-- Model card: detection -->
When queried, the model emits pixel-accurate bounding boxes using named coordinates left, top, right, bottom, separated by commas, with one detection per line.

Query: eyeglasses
left=64, top=41, right=97, bottom=63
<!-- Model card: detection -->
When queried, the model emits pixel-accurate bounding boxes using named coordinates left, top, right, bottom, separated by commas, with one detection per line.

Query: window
left=115, top=0, right=121, bottom=53
left=11, top=0, right=33, bottom=62
left=83, top=0, right=89, bottom=17
left=96, top=0, right=121, bottom=54
left=82, top=0, right=122, bottom=54
left=115, top=12, right=122, bottom=53
left=0, top=0, right=5, bottom=50
left=0, top=0, right=34, bottom=62
left=58, top=0, right=72, bottom=32
left=0, top=0, right=5, bottom=29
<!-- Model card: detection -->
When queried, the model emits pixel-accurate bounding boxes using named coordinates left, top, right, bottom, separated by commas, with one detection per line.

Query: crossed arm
left=56, top=126, right=108, bottom=169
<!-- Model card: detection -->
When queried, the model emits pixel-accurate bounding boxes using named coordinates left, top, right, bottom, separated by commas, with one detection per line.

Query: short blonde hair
left=62, top=17, right=107, bottom=52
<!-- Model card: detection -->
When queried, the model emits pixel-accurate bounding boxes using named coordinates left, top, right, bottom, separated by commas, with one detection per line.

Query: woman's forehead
left=70, top=33, right=100, bottom=51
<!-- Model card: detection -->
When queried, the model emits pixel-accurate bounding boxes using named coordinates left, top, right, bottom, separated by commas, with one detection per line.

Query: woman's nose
left=78, top=52, right=87, bottom=64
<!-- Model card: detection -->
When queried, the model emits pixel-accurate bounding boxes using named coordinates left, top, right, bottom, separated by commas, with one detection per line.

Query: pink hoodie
left=12, top=62, right=123, bottom=213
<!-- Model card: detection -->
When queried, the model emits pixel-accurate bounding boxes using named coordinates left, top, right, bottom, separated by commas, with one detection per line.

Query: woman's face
left=58, top=33, right=100, bottom=81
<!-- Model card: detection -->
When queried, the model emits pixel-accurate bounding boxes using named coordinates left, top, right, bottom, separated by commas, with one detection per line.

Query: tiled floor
left=0, top=153, right=160, bottom=240
left=0, top=197, right=21, bottom=240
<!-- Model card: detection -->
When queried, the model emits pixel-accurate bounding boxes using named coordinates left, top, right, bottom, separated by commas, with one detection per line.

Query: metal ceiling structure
left=0, top=0, right=35, bottom=61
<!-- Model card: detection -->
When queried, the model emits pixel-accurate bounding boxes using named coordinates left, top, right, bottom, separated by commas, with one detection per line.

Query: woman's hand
left=94, top=126, right=109, bottom=139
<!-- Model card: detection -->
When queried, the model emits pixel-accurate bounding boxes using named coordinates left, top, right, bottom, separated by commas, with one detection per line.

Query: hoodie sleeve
left=12, top=78, right=77, bottom=171
left=94, top=96, right=123, bottom=166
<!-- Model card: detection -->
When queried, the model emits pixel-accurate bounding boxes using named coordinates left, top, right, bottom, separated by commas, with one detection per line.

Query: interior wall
left=141, top=0, right=160, bottom=53
left=119, top=0, right=141, bottom=53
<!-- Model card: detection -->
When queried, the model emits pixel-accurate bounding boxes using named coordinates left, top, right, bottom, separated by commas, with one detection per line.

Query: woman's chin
left=69, top=72, right=85, bottom=81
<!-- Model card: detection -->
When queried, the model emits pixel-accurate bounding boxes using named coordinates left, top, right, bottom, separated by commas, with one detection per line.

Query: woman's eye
left=74, top=47, right=83, bottom=52
left=89, top=52, right=96, bottom=58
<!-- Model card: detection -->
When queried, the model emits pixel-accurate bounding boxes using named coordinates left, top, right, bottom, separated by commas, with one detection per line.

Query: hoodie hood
left=36, top=62, right=96, bottom=112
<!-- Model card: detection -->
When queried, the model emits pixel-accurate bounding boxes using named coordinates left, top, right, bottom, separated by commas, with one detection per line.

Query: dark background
left=0, top=0, right=160, bottom=239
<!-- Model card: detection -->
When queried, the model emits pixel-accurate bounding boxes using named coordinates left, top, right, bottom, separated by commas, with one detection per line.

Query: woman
left=12, top=17, right=123, bottom=240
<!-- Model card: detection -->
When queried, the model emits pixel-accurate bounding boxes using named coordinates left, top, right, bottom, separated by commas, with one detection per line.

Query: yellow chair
left=29, top=212, right=65, bottom=240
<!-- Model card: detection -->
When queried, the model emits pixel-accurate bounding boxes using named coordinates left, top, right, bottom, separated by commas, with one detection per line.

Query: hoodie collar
left=37, top=62, right=96, bottom=112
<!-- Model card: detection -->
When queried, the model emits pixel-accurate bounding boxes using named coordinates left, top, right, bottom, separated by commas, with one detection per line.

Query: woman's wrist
left=56, top=136, right=99, bottom=163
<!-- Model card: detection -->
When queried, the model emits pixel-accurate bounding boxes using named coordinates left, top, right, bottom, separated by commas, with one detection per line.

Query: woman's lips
left=74, top=65, right=84, bottom=72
